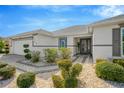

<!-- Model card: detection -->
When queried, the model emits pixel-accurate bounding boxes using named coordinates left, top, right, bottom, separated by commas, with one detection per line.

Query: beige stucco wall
left=33, top=34, right=58, bottom=46
left=10, top=35, right=58, bottom=56
left=32, top=34, right=58, bottom=56
left=92, top=24, right=120, bottom=62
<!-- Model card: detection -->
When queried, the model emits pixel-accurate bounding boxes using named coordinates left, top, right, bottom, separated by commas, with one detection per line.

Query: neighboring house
left=8, top=14, right=124, bottom=62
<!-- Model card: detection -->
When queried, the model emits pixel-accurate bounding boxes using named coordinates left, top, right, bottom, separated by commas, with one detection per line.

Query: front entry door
left=80, top=38, right=91, bottom=54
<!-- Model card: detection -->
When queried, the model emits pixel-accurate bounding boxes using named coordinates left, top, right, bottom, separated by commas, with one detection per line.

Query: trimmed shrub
left=17, top=72, right=35, bottom=88
left=23, top=44, right=29, bottom=48
left=25, top=53, right=31, bottom=60
left=4, top=42, right=9, bottom=54
left=61, top=69, right=69, bottom=79
left=0, top=65, right=16, bottom=79
left=95, top=61, right=124, bottom=82
left=113, top=59, right=124, bottom=67
left=52, top=75, right=64, bottom=88
left=52, top=59, right=82, bottom=88
left=31, top=51, right=40, bottom=63
left=44, top=48, right=58, bottom=63
left=24, top=49, right=30, bottom=53
left=5, top=50, right=9, bottom=54
left=0, top=62, right=8, bottom=68
left=57, top=59, right=72, bottom=71
left=64, top=77, right=78, bottom=88
left=59, top=48, right=71, bottom=59
left=23, top=44, right=31, bottom=60
left=70, top=63, right=82, bottom=77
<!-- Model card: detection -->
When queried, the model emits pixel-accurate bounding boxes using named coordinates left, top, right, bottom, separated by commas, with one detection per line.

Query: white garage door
left=12, top=38, right=33, bottom=55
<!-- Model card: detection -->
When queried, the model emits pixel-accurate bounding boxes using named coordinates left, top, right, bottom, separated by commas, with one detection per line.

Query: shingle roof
left=53, top=25, right=89, bottom=36
left=90, top=14, right=124, bottom=26
left=7, top=28, right=53, bottom=39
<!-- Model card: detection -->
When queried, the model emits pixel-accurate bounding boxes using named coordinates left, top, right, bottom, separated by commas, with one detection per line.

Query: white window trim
left=121, top=27, right=124, bottom=57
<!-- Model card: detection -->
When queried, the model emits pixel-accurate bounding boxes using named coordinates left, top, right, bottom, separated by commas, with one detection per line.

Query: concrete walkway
left=74, top=54, right=93, bottom=64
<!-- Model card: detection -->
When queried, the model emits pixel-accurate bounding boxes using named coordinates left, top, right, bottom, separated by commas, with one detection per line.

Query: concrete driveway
left=0, top=54, right=25, bottom=63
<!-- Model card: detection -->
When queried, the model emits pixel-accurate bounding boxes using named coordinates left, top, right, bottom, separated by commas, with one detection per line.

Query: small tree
left=0, top=40, right=5, bottom=53
left=4, top=41, right=9, bottom=54
left=23, top=44, right=31, bottom=60
left=52, top=59, right=82, bottom=88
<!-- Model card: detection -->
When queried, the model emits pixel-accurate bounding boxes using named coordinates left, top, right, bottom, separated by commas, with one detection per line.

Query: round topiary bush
left=70, top=63, right=82, bottom=77
left=52, top=75, right=64, bottom=88
left=0, top=65, right=16, bottom=80
left=57, top=59, right=72, bottom=71
left=17, top=72, right=35, bottom=88
left=96, top=61, right=124, bottom=82
left=25, top=53, right=31, bottom=60
left=23, top=44, right=29, bottom=48
left=24, top=49, right=30, bottom=53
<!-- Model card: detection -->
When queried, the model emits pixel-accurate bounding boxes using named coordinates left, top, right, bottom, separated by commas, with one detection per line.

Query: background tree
left=4, top=40, right=9, bottom=54
left=0, top=40, right=5, bottom=53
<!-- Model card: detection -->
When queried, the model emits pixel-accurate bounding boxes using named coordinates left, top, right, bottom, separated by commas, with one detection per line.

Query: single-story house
left=8, top=14, right=124, bottom=62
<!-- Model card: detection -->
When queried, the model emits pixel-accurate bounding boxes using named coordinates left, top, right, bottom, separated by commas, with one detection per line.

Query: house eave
left=89, top=14, right=124, bottom=27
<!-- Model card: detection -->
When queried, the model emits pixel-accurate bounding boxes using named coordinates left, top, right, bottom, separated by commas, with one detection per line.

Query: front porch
left=73, top=37, right=92, bottom=56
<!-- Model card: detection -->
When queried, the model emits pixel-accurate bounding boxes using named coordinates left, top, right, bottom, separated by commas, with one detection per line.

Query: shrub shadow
left=30, top=82, right=37, bottom=88
left=104, top=80, right=124, bottom=88
left=0, top=77, right=14, bottom=88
